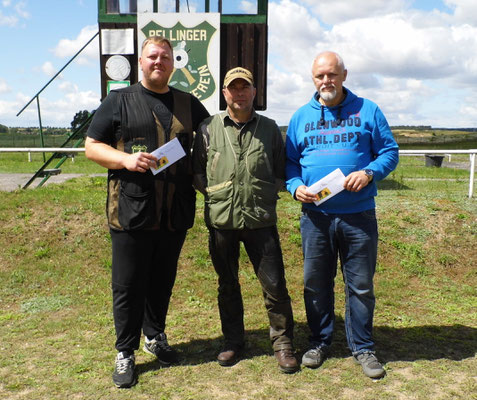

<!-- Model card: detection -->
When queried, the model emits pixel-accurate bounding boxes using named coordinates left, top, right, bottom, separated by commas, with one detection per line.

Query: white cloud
left=14, top=0, right=29, bottom=18
left=137, top=0, right=152, bottom=12
left=9, top=87, right=100, bottom=127
left=1, top=76, right=100, bottom=127
left=58, top=81, right=77, bottom=93
left=268, top=0, right=324, bottom=74
left=445, top=0, right=477, bottom=24
left=0, top=92, right=33, bottom=126
left=263, top=64, right=313, bottom=125
left=327, top=13, right=459, bottom=79
left=39, top=89, right=100, bottom=126
left=0, top=0, right=29, bottom=25
left=4, top=0, right=476, bottom=129
left=0, top=10, right=17, bottom=26
left=301, top=0, right=406, bottom=24
left=65, top=89, right=100, bottom=109
left=41, top=62, right=57, bottom=78
left=0, top=100, right=17, bottom=123
left=459, top=94, right=477, bottom=124
left=0, top=78, right=11, bottom=94
left=52, top=25, right=99, bottom=65
left=263, top=0, right=477, bottom=127
left=239, top=1, right=257, bottom=14
left=357, top=77, right=433, bottom=121
left=49, top=80, right=100, bottom=124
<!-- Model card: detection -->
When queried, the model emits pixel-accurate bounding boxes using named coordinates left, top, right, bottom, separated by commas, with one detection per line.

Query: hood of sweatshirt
left=309, top=87, right=357, bottom=127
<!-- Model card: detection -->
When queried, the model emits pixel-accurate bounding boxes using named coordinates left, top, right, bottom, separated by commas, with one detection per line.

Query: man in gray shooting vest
left=193, top=67, right=299, bottom=373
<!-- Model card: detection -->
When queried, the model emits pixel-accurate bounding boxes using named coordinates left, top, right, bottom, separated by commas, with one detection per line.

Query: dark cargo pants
left=208, top=225, right=295, bottom=351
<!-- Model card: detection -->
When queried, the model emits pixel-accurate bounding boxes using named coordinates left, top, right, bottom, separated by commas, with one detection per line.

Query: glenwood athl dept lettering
left=303, top=116, right=363, bottom=147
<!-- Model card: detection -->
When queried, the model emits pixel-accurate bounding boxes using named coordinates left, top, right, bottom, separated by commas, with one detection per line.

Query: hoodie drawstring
left=319, top=105, right=325, bottom=127
left=335, top=104, right=342, bottom=125
left=320, top=103, right=342, bottom=126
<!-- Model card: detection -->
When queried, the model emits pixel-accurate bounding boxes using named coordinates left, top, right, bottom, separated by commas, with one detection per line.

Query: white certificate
left=149, top=137, right=186, bottom=175
left=307, top=168, right=346, bottom=206
left=101, top=28, right=135, bottom=55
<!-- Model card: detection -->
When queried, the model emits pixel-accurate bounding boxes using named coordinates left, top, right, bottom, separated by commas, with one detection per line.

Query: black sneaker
left=112, top=351, right=137, bottom=388
left=354, top=352, right=386, bottom=379
left=301, top=346, right=329, bottom=368
left=143, top=332, right=178, bottom=365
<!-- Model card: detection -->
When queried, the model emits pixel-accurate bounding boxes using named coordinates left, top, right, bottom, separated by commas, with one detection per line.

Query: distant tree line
left=391, top=125, right=432, bottom=130
left=0, top=109, right=93, bottom=136
left=2, top=120, right=475, bottom=138
left=279, top=125, right=476, bottom=134
left=3, top=127, right=72, bottom=135
left=431, top=127, right=477, bottom=132
left=391, top=125, right=476, bottom=132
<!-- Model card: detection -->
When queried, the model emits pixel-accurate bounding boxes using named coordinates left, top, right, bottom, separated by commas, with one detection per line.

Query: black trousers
left=110, top=228, right=187, bottom=352
left=208, top=225, right=295, bottom=351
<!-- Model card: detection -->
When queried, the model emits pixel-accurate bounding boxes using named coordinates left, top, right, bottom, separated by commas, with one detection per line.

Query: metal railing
left=15, top=31, right=99, bottom=161
left=0, top=148, right=84, bottom=153
left=1, top=148, right=475, bottom=197
left=399, top=149, right=476, bottom=198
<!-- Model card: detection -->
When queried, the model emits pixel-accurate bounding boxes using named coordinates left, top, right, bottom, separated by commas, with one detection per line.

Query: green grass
left=0, top=157, right=475, bottom=399
left=0, top=132, right=71, bottom=148
left=0, top=152, right=106, bottom=174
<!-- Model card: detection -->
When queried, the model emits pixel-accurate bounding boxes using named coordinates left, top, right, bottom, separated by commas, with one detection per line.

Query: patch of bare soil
left=0, top=173, right=106, bottom=192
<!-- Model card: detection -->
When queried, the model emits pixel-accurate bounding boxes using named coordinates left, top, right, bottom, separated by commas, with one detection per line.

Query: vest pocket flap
left=206, top=180, right=233, bottom=197
left=205, top=181, right=234, bottom=228
left=251, top=179, right=279, bottom=203
left=118, top=179, right=155, bottom=230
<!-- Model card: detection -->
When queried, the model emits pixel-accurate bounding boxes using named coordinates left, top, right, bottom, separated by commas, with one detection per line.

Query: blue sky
left=1, top=0, right=477, bottom=128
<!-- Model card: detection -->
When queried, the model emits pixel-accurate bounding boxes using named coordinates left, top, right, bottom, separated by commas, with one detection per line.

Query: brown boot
left=217, top=346, right=241, bottom=367
left=275, top=348, right=300, bottom=373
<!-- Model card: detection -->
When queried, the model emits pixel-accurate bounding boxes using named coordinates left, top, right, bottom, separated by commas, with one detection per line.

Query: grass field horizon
left=0, top=151, right=475, bottom=399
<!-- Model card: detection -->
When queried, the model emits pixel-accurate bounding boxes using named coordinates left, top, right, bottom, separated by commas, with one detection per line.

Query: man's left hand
left=343, top=171, right=371, bottom=192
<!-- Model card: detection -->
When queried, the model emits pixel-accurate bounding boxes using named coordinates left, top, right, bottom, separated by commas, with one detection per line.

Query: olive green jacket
left=193, top=110, right=285, bottom=229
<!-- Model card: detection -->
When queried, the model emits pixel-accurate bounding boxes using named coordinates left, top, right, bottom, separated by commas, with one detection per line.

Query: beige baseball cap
left=223, top=67, right=254, bottom=88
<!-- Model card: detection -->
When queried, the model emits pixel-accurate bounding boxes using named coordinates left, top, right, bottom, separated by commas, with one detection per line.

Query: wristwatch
left=363, top=169, right=374, bottom=182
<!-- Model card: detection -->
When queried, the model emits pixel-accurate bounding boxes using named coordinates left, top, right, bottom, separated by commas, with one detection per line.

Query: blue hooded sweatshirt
left=286, top=87, right=399, bottom=214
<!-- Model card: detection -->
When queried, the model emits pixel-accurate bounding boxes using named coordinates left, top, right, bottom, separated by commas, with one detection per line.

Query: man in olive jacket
left=193, top=67, right=298, bottom=373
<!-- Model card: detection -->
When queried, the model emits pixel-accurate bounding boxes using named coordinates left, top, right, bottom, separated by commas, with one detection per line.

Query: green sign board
left=140, top=18, right=218, bottom=103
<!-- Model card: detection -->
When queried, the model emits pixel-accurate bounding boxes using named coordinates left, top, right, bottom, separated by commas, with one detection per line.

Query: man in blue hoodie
left=286, top=51, right=399, bottom=379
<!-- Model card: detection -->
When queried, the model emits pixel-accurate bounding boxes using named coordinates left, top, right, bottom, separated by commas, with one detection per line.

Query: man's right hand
left=295, top=185, right=318, bottom=203
left=123, top=152, right=158, bottom=173
left=85, top=137, right=159, bottom=172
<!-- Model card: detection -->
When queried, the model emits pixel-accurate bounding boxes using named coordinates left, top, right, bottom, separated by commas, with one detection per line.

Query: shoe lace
left=308, top=348, right=323, bottom=356
left=150, top=334, right=172, bottom=353
left=116, top=354, right=133, bottom=374
left=359, top=352, right=380, bottom=366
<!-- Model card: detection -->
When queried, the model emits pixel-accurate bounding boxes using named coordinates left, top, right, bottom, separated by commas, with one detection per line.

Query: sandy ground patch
left=0, top=173, right=106, bottom=192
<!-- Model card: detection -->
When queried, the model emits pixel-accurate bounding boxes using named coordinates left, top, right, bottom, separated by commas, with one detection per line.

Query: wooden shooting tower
left=97, top=0, right=268, bottom=110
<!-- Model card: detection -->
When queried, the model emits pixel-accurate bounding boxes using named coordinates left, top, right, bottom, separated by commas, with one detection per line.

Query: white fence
left=399, top=149, right=476, bottom=198
left=1, top=147, right=476, bottom=198
left=0, top=147, right=84, bottom=153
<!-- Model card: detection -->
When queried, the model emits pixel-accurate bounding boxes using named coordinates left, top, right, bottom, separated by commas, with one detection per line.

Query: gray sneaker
left=354, top=352, right=385, bottom=379
left=112, top=351, right=137, bottom=388
left=302, top=347, right=328, bottom=368
left=143, top=332, right=178, bottom=366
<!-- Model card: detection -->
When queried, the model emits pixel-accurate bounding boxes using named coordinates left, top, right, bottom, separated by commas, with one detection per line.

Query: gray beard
left=320, top=89, right=337, bottom=102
